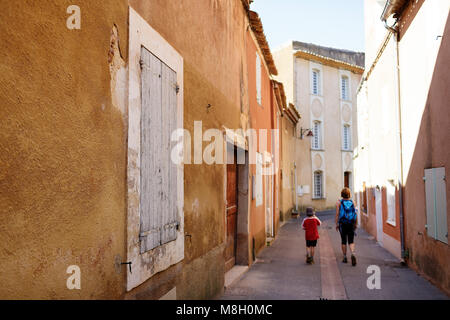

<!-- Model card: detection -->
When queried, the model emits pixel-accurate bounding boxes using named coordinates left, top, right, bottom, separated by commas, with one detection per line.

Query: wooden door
left=225, top=147, right=238, bottom=272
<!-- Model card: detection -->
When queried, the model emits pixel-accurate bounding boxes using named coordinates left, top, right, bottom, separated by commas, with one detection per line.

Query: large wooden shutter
left=140, top=47, right=179, bottom=253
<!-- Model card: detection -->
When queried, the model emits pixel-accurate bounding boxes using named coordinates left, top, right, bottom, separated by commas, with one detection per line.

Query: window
left=341, top=76, right=349, bottom=100
left=343, top=125, right=351, bottom=151
left=312, top=69, right=320, bottom=95
left=256, top=53, right=262, bottom=105
left=424, top=167, right=448, bottom=244
left=128, top=8, right=184, bottom=291
left=312, top=121, right=322, bottom=150
left=314, top=171, right=323, bottom=199
left=362, top=182, right=368, bottom=213
left=386, top=182, right=396, bottom=225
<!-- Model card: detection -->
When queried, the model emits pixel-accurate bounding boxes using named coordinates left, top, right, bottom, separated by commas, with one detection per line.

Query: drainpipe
left=294, top=162, right=298, bottom=213
left=382, top=10, right=406, bottom=263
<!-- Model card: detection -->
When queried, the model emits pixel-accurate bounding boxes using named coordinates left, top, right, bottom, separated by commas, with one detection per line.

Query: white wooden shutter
left=314, top=171, right=322, bottom=199
left=343, top=125, right=351, bottom=150
left=313, top=121, right=321, bottom=149
left=140, top=47, right=179, bottom=253
left=255, top=152, right=263, bottom=207
left=341, top=76, right=349, bottom=100
left=256, top=54, right=262, bottom=105
left=312, top=70, right=319, bottom=95
left=425, top=168, right=448, bottom=244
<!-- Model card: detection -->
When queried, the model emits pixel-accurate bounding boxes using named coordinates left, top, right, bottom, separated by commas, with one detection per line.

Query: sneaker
left=342, top=256, right=348, bottom=263
left=311, top=257, right=315, bottom=264
left=306, top=256, right=312, bottom=264
left=351, top=255, right=357, bottom=266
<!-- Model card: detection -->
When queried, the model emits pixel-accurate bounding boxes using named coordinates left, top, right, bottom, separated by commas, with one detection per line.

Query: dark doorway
left=344, top=171, right=351, bottom=189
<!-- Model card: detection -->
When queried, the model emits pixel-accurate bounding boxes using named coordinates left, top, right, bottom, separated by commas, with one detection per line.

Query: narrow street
left=222, top=211, right=448, bottom=300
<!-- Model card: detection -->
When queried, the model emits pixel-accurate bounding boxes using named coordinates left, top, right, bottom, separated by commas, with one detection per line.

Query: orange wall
left=246, top=30, right=273, bottom=255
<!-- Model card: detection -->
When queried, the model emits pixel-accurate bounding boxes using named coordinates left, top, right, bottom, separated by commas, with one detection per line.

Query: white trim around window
left=127, top=8, right=184, bottom=292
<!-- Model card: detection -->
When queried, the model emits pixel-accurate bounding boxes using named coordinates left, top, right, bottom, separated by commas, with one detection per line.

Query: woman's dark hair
left=341, top=187, right=351, bottom=199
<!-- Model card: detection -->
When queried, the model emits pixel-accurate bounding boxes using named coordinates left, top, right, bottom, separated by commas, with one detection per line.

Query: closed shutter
left=314, top=171, right=322, bottom=199
left=341, top=76, right=349, bottom=100
left=425, top=168, right=448, bottom=244
left=343, top=125, right=351, bottom=150
left=313, top=121, right=321, bottom=149
left=312, top=70, right=319, bottom=95
left=255, top=152, right=263, bottom=207
left=140, top=47, right=179, bottom=253
left=256, top=54, right=262, bottom=105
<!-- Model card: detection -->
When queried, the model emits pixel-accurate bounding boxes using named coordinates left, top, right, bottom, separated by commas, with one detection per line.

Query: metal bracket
left=114, top=255, right=132, bottom=274
left=121, top=262, right=132, bottom=274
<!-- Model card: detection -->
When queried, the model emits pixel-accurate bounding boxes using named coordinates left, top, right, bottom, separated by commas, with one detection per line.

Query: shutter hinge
left=175, top=84, right=180, bottom=94
left=139, top=59, right=145, bottom=70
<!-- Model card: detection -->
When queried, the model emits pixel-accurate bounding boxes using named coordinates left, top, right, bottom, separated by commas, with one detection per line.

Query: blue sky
left=251, top=0, right=365, bottom=52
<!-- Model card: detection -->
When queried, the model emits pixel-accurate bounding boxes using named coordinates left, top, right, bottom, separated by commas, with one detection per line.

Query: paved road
left=221, top=211, right=448, bottom=300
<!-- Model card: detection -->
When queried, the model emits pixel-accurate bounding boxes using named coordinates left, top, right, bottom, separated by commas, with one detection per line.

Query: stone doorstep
left=224, top=265, right=249, bottom=289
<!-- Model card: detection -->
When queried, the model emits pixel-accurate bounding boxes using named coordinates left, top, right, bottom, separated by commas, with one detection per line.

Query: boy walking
left=301, top=207, right=321, bottom=264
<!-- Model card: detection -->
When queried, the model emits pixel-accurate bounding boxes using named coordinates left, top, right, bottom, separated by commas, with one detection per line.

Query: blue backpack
left=339, top=200, right=357, bottom=224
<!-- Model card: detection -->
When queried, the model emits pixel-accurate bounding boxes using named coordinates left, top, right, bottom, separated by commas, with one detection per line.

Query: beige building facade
left=274, top=42, right=364, bottom=211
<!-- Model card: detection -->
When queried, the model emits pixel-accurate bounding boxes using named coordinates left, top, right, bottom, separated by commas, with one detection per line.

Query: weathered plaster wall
left=398, top=2, right=450, bottom=295
left=127, top=0, right=250, bottom=299
left=0, top=1, right=129, bottom=299
left=357, top=0, right=450, bottom=295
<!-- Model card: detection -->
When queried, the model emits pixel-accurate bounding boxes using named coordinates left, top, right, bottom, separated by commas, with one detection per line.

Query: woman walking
left=335, top=187, right=358, bottom=266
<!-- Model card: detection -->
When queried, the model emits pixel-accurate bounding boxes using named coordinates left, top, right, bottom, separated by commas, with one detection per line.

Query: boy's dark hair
left=341, top=187, right=351, bottom=199
left=306, top=207, right=314, bottom=217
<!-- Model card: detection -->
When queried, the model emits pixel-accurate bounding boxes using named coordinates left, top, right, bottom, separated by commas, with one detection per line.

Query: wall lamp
left=300, top=127, right=314, bottom=139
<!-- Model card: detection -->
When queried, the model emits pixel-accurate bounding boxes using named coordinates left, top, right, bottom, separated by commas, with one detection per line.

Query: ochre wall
left=0, top=1, right=129, bottom=299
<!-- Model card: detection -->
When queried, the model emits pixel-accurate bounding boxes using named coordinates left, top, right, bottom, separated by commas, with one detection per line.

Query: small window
left=312, top=69, right=320, bottom=95
left=312, top=121, right=322, bottom=150
left=386, top=182, right=396, bottom=225
left=314, top=171, right=323, bottom=199
left=256, top=53, right=262, bottom=105
left=341, top=76, right=349, bottom=100
left=343, top=125, right=351, bottom=151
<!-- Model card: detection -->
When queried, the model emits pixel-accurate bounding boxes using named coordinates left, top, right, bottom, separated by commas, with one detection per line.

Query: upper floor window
left=312, top=69, right=320, bottom=95
left=343, top=125, right=351, bottom=151
left=341, top=76, right=349, bottom=100
left=256, top=53, right=262, bottom=105
left=312, top=121, right=322, bottom=150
